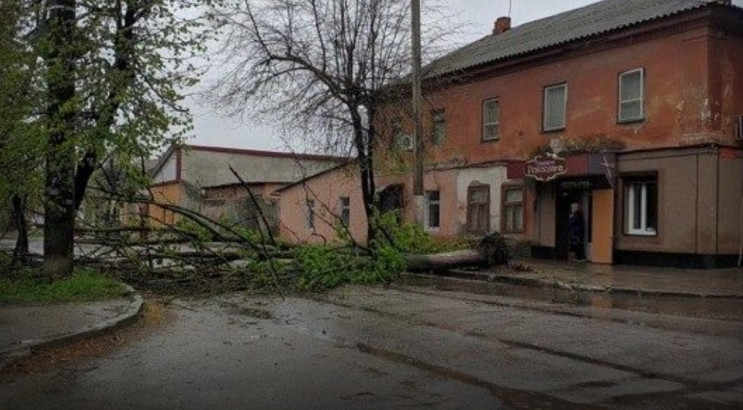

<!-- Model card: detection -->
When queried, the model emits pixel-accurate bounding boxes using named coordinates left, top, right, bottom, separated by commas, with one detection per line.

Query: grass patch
left=0, top=268, right=129, bottom=305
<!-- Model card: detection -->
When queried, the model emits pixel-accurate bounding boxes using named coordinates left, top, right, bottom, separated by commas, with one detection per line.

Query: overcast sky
left=186, top=0, right=742, bottom=152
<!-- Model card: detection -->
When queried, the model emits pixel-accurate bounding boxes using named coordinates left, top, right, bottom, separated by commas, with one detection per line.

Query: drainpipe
left=411, top=0, right=425, bottom=226
left=739, top=192, right=742, bottom=266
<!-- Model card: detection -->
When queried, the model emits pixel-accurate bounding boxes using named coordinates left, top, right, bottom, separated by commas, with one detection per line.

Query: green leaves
left=0, top=1, right=45, bottom=208
left=291, top=244, right=403, bottom=291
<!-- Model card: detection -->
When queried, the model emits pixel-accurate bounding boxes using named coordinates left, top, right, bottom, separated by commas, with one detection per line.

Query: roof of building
left=426, top=0, right=735, bottom=77
left=184, top=144, right=348, bottom=163
left=150, top=144, right=349, bottom=188
left=275, top=161, right=356, bottom=193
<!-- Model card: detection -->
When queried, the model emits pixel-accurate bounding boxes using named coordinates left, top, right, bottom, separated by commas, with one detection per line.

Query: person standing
left=569, top=202, right=586, bottom=262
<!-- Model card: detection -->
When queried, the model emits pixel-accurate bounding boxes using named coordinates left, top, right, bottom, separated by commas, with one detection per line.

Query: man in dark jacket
left=569, top=202, right=586, bottom=262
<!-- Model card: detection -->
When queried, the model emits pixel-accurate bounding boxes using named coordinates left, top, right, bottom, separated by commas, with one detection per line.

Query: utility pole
left=411, top=0, right=424, bottom=225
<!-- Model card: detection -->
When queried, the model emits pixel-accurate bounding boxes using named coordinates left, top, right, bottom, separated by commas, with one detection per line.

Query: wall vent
left=397, top=134, right=414, bottom=151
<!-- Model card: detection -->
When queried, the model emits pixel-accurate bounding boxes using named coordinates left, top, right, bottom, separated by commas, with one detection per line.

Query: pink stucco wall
left=278, top=162, right=516, bottom=245
left=278, top=166, right=368, bottom=245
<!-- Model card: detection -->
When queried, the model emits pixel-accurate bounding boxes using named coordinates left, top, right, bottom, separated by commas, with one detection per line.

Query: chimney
left=493, top=16, right=511, bottom=35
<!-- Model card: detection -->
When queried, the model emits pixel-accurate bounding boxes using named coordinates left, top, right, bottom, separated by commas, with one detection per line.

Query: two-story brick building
left=277, top=0, right=743, bottom=268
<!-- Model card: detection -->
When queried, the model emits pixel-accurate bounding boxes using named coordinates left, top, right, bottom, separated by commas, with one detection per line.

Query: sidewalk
left=453, top=259, right=743, bottom=298
left=0, top=285, right=143, bottom=369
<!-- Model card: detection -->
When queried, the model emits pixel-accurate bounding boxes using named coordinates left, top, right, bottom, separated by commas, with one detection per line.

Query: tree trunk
left=404, top=249, right=488, bottom=272
left=73, top=151, right=97, bottom=213
left=43, top=0, right=77, bottom=277
left=11, top=194, right=29, bottom=265
left=350, top=106, right=377, bottom=245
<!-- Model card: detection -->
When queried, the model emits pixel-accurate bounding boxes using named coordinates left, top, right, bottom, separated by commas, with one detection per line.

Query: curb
left=433, top=269, right=743, bottom=299
left=0, top=284, right=144, bottom=370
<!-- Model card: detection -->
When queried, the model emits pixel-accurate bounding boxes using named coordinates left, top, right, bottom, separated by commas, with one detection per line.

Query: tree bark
left=404, top=249, right=488, bottom=272
left=43, top=0, right=77, bottom=277
left=351, top=106, right=377, bottom=244
left=11, top=194, right=29, bottom=265
left=73, top=151, right=97, bottom=213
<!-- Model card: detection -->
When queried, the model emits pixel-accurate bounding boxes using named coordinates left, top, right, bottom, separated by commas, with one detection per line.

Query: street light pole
left=411, top=0, right=424, bottom=225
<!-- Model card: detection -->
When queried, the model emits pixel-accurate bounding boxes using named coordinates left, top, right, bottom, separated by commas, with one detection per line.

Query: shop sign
left=559, top=180, right=593, bottom=190
left=525, top=153, right=567, bottom=182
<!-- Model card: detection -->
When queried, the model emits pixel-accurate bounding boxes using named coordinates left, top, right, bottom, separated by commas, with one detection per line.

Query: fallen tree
left=403, top=233, right=512, bottom=272
left=404, top=249, right=488, bottom=272
left=56, top=165, right=512, bottom=294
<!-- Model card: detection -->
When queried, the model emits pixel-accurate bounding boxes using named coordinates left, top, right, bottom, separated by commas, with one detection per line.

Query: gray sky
left=186, top=0, right=742, bottom=152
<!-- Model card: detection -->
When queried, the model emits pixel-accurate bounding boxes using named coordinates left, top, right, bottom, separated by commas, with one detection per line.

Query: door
left=555, top=189, right=590, bottom=260
left=591, top=189, right=614, bottom=264
left=379, top=185, right=403, bottom=215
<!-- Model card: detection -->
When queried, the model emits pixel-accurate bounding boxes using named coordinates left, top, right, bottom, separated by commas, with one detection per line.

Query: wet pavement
left=2, top=286, right=742, bottom=409
left=0, top=299, right=133, bottom=350
left=401, top=273, right=743, bottom=321
left=1, top=295, right=503, bottom=410
left=493, top=259, right=743, bottom=297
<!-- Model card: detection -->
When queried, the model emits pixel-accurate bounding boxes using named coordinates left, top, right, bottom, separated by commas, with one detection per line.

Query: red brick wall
left=379, top=22, right=742, bottom=168
left=712, top=31, right=743, bottom=144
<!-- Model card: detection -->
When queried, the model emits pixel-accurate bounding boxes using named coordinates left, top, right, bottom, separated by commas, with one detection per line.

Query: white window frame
left=618, top=68, right=645, bottom=122
left=424, top=190, right=440, bottom=231
left=626, top=181, right=656, bottom=236
left=543, top=83, right=567, bottom=131
left=482, top=98, right=500, bottom=141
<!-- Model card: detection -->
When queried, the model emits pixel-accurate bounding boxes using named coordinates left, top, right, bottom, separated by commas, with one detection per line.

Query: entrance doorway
left=555, top=187, right=591, bottom=261
left=379, top=184, right=404, bottom=215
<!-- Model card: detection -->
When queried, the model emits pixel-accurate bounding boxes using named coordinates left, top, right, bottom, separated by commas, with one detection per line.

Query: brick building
left=277, top=0, right=743, bottom=268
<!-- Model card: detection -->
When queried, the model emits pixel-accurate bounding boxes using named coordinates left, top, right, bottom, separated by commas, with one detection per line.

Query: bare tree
left=211, top=0, right=453, bottom=245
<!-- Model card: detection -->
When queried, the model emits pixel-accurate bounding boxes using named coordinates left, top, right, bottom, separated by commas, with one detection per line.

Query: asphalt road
left=2, top=286, right=742, bottom=409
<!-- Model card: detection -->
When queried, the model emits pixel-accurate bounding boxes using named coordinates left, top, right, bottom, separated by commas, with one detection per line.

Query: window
left=543, top=83, right=567, bottom=131
left=306, top=199, right=315, bottom=230
left=425, top=191, right=440, bottom=230
left=432, top=110, right=446, bottom=145
left=618, top=68, right=644, bottom=122
left=482, top=99, right=500, bottom=141
left=467, top=185, right=490, bottom=234
left=339, top=197, right=350, bottom=226
left=502, top=187, right=524, bottom=233
left=625, top=179, right=657, bottom=235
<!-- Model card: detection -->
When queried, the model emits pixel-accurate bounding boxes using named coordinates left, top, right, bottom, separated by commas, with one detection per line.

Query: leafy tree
left=32, top=0, right=220, bottom=275
left=0, top=0, right=45, bottom=266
